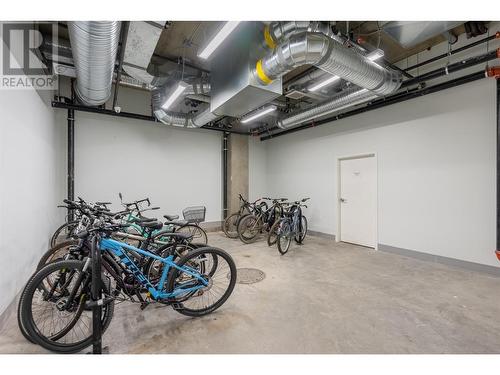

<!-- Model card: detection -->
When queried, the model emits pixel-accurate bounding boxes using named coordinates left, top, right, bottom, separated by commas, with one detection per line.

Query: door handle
left=340, top=198, right=347, bottom=203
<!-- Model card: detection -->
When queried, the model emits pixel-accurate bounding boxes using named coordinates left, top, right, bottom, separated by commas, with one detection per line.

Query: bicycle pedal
left=140, top=302, right=149, bottom=310
left=171, top=302, right=184, bottom=310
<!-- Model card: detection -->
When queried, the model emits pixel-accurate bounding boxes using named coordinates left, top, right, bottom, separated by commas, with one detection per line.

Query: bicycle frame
left=99, top=237, right=208, bottom=300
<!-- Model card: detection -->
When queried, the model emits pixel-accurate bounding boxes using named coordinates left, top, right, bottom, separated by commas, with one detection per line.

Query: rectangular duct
left=210, top=22, right=282, bottom=117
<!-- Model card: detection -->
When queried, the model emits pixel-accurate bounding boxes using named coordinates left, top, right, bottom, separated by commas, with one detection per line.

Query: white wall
left=260, top=79, right=497, bottom=267
left=0, top=30, right=66, bottom=315
left=72, top=107, right=223, bottom=222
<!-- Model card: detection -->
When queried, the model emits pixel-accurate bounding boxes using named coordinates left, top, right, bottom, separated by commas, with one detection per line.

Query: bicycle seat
left=164, top=220, right=188, bottom=226
left=131, top=216, right=156, bottom=224
left=141, top=221, right=163, bottom=230
left=163, top=214, right=179, bottom=221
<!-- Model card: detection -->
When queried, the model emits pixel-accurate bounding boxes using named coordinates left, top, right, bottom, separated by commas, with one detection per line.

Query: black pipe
left=67, top=81, right=75, bottom=221
left=222, top=132, right=229, bottom=220
left=112, top=21, right=130, bottom=110
left=401, top=49, right=497, bottom=88
left=261, top=70, right=487, bottom=141
left=51, top=101, right=249, bottom=135
left=497, top=79, right=500, bottom=253
left=405, top=32, right=499, bottom=72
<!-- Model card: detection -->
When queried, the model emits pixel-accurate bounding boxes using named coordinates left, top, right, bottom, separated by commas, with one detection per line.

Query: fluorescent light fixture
left=308, top=75, right=341, bottom=92
left=240, top=105, right=277, bottom=124
left=161, top=82, right=188, bottom=110
left=367, top=49, right=384, bottom=61
left=198, top=21, right=241, bottom=59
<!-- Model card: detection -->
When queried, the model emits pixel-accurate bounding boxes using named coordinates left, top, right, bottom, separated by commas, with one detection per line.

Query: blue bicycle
left=18, top=220, right=237, bottom=353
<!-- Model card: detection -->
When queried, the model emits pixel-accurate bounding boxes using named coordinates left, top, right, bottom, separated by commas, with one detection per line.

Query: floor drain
left=232, top=268, right=266, bottom=284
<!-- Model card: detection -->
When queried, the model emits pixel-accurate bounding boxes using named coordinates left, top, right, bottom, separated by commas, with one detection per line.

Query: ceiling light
left=367, top=49, right=384, bottom=61
left=240, top=105, right=277, bottom=124
left=198, top=21, right=241, bottom=59
left=308, top=75, right=341, bottom=92
left=161, top=82, right=188, bottom=110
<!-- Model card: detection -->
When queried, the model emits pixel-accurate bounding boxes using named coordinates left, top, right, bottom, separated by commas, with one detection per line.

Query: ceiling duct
left=151, top=87, right=219, bottom=128
left=122, top=21, right=164, bottom=84
left=210, top=22, right=282, bottom=117
left=68, top=21, right=121, bottom=106
left=278, top=87, right=377, bottom=129
left=383, top=21, right=463, bottom=48
left=255, top=31, right=402, bottom=96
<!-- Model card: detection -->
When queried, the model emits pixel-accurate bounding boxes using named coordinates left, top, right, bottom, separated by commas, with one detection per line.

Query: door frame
left=336, top=152, right=378, bottom=250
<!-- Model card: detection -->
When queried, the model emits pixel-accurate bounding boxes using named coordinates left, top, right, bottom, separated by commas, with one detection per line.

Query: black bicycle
left=275, top=198, right=309, bottom=255
left=237, top=198, right=287, bottom=244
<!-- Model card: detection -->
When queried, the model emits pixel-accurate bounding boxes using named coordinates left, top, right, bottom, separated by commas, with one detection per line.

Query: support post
left=222, top=132, right=229, bottom=220
left=67, top=81, right=75, bottom=221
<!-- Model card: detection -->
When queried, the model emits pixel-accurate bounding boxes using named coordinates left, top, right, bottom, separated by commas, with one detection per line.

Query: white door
left=339, top=155, right=377, bottom=248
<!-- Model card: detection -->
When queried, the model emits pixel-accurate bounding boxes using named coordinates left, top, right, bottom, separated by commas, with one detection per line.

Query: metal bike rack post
left=90, top=234, right=103, bottom=354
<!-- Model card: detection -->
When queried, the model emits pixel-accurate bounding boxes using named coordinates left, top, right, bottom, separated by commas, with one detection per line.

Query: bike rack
left=90, top=235, right=103, bottom=354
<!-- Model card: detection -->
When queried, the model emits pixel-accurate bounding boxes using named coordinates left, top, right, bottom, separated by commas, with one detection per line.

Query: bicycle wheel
left=20, top=259, right=114, bottom=353
left=50, top=221, right=79, bottom=248
left=267, top=220, right=281, bottom=247
left=294, top=216, right=308, bottom=244
left=277, top=223, right=292, bottom=255
left=238, top=215, right=261, bottom=244
left=223, top=213, right=241, bottom=238
left=166, top=247, right=236, bottom=317
left=36, top=240, right=80, bottom=271
left=176, top=224, right=208, bottom=245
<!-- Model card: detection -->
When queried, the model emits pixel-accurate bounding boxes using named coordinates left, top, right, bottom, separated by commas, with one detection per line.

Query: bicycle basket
left=183, top=206, right=206, bottom=223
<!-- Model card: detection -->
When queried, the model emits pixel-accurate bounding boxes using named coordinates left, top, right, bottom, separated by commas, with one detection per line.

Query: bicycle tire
left=277, top=233, right=292, bottom=255
left=294, top=216, right=308, bottom=244
left=20, top=259, right=114, bottom=353
left=175, top=224, right=208, bottom=245
left=166, top=247, right=236, bottom=317
left=36, top=240, right=80, bottom=271
left=237, top=215, right=261, bottom=244
left=267, top=220, right=281, bottom=247
left=50, top=221, right=79, bottom=248
left=222, top=213, right=241, bottom=238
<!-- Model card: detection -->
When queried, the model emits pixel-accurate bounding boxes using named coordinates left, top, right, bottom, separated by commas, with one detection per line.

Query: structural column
left=226, top=134, right=249, bottom=215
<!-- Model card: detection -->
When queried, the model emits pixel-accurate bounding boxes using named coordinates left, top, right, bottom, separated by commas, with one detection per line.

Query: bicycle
left=118, top=193, right=208, bottom=245
left=237, top=198, right=287, bottom=244
left=275, top=198, right=309, bottom=255
left=222, top=194, right=253, bottom=238
left=18, top=219, right=237, bottom=353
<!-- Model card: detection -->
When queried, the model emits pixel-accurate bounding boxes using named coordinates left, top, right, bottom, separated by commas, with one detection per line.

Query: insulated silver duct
left=277, top=87, right=377, bottom=129
left=255, top=32, right=402, bottom=96
left=151, top=88, right=219, bottom=128
left=185, top=94, right=211, bottom=103
left=68, top=21, right=121, bottom=106
left=265, top=21, right=343, bottom=48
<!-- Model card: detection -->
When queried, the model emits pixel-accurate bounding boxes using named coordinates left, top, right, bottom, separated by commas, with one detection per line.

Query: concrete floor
left=1, top=232, right=500, bottom=354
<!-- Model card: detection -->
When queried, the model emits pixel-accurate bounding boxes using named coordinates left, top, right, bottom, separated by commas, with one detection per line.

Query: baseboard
left=308, top=230, right=336, bottom=240
left=378, top=244, right=500, bottom=277
left=200, top=221, right=222, bottom=232
left=307, top=229, right=500, bottom=277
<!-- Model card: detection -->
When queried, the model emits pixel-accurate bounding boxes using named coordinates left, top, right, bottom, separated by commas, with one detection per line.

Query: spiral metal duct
left=68, top=21, right=121, bottom=106
left=255, top=31, right=401, bottom=96
left=151, top=88, right=219, bottom=128
left=277, top=87, right=377, bottom=129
